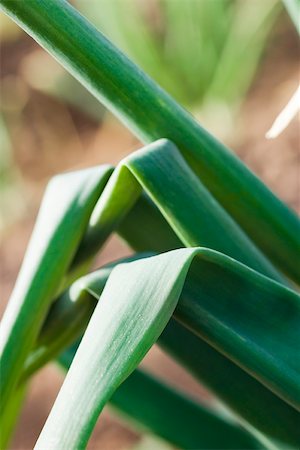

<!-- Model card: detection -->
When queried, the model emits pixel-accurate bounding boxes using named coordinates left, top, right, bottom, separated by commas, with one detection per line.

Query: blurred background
left=0, top=0, right=299, bottom=448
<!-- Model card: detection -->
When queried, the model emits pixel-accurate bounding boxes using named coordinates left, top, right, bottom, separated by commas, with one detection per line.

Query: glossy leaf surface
left=75, top=139, right=283, bottom=283
left=0, top=165, right=112, bottom=413
left=1, top=0, right=299, bottom=281
left=36, top=248, right=300, bottom=448
left=60, top=351, right=261, bottom=450
left=35, top=250, right=195, bottom=449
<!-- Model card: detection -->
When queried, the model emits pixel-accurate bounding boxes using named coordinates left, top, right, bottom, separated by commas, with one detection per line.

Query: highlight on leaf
left=0, top=0, right=299, bottom=449
left=35, top=249, right=300, bottom=449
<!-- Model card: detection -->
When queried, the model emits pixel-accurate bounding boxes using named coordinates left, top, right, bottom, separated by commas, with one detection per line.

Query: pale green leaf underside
left=75, top=248, right=300, bottom=410
left=19, top=251, right=299, bottom=448
left=36, top=247, right=300, bottom=449
left=19, top=255, right=262, bottom=450
left=1, top=139, right=299, bottom=448
left=0, top=2, right=299, bottom=447
left=35, top=249, right=195, bottom=449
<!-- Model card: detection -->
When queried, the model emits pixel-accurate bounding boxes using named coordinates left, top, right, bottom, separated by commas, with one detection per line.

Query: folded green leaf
left=36, top=248, right=300, bottom=448
left=21, top=248, right=300, bottom=448
left=118, top=198, right=300, bottom=448
left=161, top=320, right=300, bottom=449
left=75, top=247, right=300, bottom=409
left=175, top=249, right=300, bottom=409
left=35, top=250, right=195, bottom=449
left=0, top=165, right=112, bottom=414
left=20, top=253, right=261, bottom=450
left=118, top=193, right=182, bottom=254
left=75, top=139, right=283, bottom=284
left=1, top=0, right=299, bottom=281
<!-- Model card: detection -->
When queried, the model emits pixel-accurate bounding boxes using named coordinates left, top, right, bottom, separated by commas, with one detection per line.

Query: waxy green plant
left=0, top=1, right=299, bottom=449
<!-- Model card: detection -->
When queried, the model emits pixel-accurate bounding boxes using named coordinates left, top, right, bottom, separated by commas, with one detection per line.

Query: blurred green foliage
left=0, top=0, right=283, bottom=229
left=77, top=0, right=280, bottom=115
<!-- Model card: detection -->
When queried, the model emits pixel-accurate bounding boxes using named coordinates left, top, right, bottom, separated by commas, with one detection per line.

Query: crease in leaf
left=0, top=2, right=299, bottom=447
left=35, top=247, right=300, bottom=449
left=79, top=247, right=300, bottom=409
left=76, top=139, right=284, bottom=284
left=35, top=249, right=195, bottom=449
left=18, top=253, right=262, bottom=450
left=18, top=247, right=300, bottom=448
left=1, top=0, right=299, bottom=281
left=160, top=320, right=300, bottom=449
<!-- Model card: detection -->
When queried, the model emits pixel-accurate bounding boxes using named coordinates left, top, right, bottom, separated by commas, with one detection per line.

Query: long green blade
left=35, top=250, right=194, bottom=449
left=74, top=140, right=283, bottom=283
left=36, top=248, right=300, bottom=448
left=175, top=250, right=300, bottom=409
left=24, top=252, right=300, bottom=448
left=108, top=369, right=262, bottom=450
left=19, top=256, right=262, bottom=450
left=0, top=165, right=112, bottom=414
left=60, top=350, right=261, bottom=450
left=161, top=320, right=300, bottom=449
left=1, top=0, right=299, bottom=281
left=74, top=248, right=300, bottom=409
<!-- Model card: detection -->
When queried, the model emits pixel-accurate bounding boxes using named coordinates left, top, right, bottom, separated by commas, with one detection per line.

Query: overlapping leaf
left=0, top=165, right=112, bottom=413
left=75, top=139, right=282, bottom=282
left=24, top=252, right=300, bottom=448
left=16, top=255, right=261, bottom=450
left=1, top=140, right=299, bottom=448
left=60, top=350, right=261, bottom=450
left=36, top=248, right=300, bottom=448
left=1, top=0, right=299, bottom=281
left=0, top=2, right=299, bottom=449
left=34, top=249, right=196, bottom=449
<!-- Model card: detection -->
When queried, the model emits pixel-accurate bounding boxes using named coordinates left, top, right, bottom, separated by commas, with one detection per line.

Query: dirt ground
left=0, top=16, right=299, bottom=450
